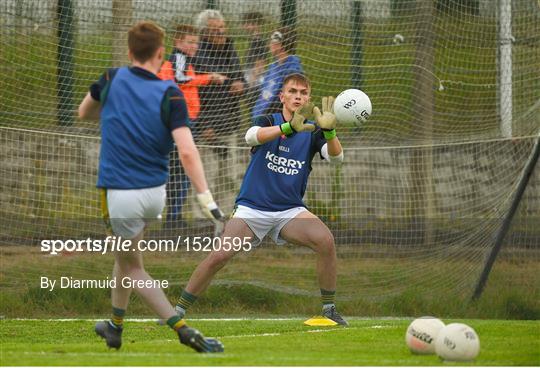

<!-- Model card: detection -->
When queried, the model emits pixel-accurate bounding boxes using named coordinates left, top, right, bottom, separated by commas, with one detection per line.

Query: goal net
left=1, top=0, right=539, bottom=315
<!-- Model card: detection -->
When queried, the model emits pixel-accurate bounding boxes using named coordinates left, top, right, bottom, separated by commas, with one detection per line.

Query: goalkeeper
left=78, top=21, right=224, bottom=352
left=176, top=73, right=347, bottom=325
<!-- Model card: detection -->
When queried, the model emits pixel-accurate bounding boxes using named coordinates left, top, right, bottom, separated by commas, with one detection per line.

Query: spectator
left=252, top=27, right=303, bottom=119
left=241, top=12, right=268, bottom=113
left=193, top=9, right=245, bottom=151
left=158, top=24, right=227, bottom=230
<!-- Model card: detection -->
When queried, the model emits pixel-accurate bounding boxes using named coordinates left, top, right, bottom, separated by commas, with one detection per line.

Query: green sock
left=176, top=290, right=198, bottom=313
left=320, top=289, right=336, bottom=310
left=166, top=315, right=186, bottom=332
left=111, top=307, right=125, bottom=329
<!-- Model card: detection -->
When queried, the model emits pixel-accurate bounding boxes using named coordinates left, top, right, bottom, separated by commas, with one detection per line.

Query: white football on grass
left=435, top=323, right=480, bottom=362
left=405, top=316, right=446, bottom=354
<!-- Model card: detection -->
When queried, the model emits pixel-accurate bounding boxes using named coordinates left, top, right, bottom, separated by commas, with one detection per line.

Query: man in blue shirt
left=78, top=21, right=224, bottom=353
left=251, top=28, right=303, bottom=119
left=175, top=73, right=348, bottom=326
left=241, top=12, right=268, bottom=114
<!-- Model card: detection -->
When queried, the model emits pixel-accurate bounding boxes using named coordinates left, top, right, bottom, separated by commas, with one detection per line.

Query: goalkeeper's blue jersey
left=235, top=113, right=327, bottom=211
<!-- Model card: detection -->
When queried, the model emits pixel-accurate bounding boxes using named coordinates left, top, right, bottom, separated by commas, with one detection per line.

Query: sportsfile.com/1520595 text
left=39, top=236, right=252, bottom=255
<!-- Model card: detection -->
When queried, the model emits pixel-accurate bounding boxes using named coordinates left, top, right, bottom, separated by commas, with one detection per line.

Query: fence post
left=112, top=0, right=132, bottom=67
left=281, top=0, right=297, bottom=28
left=410, top=0, right=435, bottom=246
left=351, top=0, right=363, bottom=89
left=56, top=0, right=74, bottom=126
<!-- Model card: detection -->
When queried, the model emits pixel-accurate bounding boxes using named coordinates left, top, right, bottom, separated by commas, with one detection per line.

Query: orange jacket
left=157, top=52, right=212, bottom=120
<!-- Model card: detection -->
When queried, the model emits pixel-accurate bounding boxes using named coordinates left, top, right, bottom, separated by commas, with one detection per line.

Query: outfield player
left=175, top=73, right=348, bottom=325
left=78, top=21, right=224, bottom=352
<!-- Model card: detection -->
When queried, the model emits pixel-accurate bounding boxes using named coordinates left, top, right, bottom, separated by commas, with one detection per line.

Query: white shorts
left=233, top=205, right=308, bottom=246
left=106, top=184, right=166, bottom=239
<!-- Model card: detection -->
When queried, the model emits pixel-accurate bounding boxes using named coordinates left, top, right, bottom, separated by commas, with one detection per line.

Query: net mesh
left=1, top=0, right=539, bottom=311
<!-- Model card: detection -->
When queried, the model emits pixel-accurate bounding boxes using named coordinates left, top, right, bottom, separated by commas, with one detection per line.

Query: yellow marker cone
left=303, top=315, right=338, bottom=326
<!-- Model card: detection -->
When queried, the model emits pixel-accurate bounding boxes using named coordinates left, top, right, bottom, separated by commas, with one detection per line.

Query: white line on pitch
left=6, top=317, right=406, bottom=322
left=7, top=317, right=300, bottom=322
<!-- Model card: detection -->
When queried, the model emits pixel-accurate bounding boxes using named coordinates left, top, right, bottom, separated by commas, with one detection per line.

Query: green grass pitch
left=1, top=318, right=538, bottom=366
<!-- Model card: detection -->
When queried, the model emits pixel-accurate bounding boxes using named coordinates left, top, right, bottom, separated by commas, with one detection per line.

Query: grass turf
left=0, top=318, right=538, bottom=366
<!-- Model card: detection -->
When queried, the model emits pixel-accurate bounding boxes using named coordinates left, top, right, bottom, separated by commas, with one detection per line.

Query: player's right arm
left=245, top=104, right=315, bottom=146
left=244, top=115, right=279, bottom=146
left=78, top=92, right=100, bottom=120
left=78, top=68, right=118, bottom=120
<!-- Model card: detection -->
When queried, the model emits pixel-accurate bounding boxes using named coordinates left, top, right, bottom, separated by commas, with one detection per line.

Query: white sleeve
left=245, top=126, right=261, bottom=146
left=320, top=143, right=344, bottom=164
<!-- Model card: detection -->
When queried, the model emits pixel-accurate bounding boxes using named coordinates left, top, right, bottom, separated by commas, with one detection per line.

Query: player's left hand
left=314, top=96, right=337, bottom=131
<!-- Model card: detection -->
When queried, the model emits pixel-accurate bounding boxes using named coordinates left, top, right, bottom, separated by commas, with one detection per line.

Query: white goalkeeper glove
left=196, top=190, right=225, bottom=222
left=313, top=96, right=338, bottom=140
left=280, top=102, right=316, bottom=136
